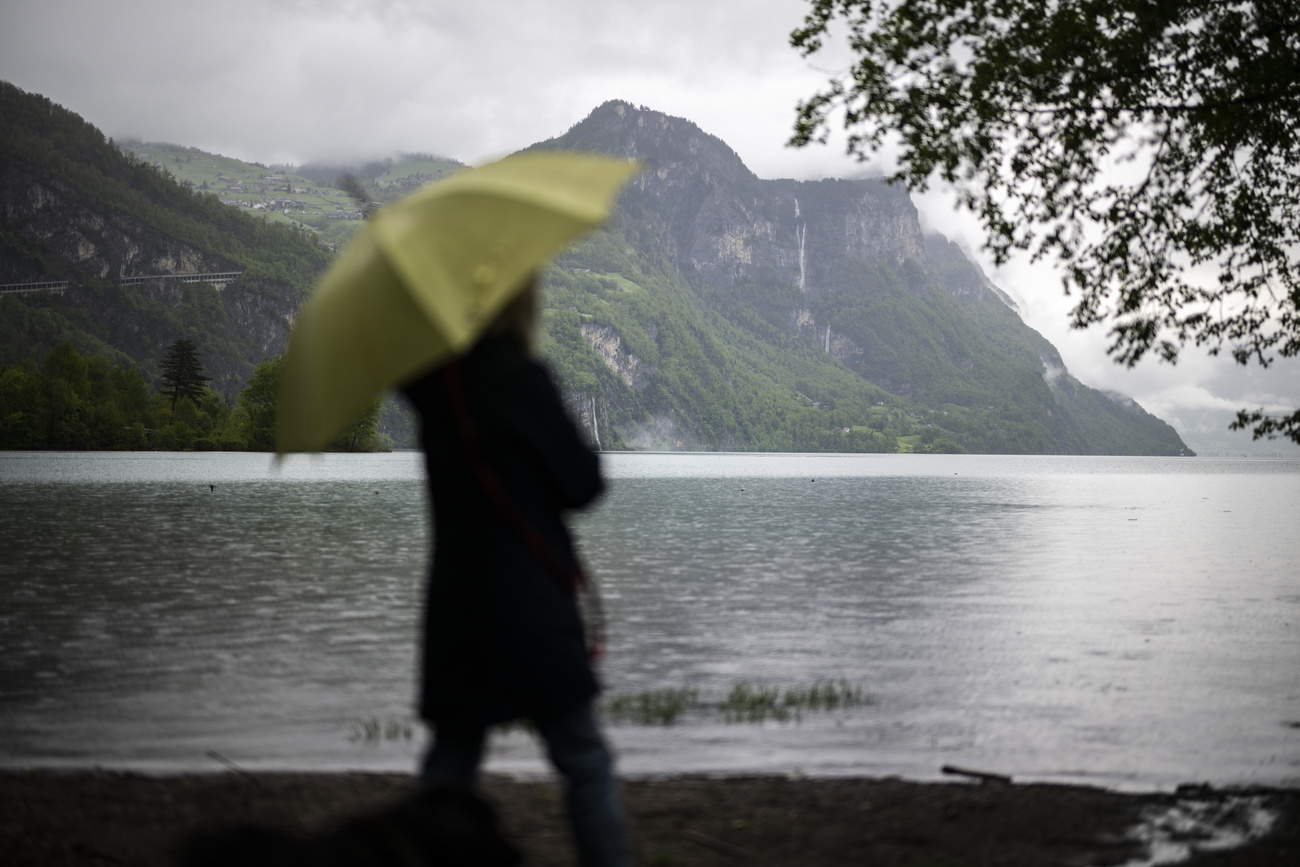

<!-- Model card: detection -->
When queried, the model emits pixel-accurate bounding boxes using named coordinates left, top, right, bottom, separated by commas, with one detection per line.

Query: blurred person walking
left=275, top=153, right=638, bottom=867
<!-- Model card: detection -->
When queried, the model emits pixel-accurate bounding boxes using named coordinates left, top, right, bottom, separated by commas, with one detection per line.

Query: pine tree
left=160, top=339, right=210, bottom=410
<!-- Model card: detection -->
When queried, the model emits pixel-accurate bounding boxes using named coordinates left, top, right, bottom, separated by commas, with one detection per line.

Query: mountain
left=524, top=101, right=1191, bottom=454
left=0, top=81, right=331, bottom=400
left=0, top=82, right=1190, bottom=454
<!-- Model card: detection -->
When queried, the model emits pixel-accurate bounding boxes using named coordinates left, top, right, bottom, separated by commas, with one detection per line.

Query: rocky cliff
left=0, top=81, right=328, bottom=397
left=1, top=173, right=234, bottom=284
left=529, top=100, right=1190, bottom=454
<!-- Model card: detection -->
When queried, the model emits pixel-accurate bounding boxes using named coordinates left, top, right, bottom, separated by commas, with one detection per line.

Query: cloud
left=1, top=0, right=845, bottom=171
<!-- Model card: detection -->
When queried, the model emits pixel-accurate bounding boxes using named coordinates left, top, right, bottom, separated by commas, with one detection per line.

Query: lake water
left=1, top=451, right=1297, bottom=792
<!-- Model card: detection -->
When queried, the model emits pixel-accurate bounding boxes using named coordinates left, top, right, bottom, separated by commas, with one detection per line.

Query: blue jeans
left=421, top=702, right=629, bottom=867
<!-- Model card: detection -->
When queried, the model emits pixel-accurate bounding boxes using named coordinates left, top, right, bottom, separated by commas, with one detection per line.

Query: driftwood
left=941, top=764, right=1013, bottom=785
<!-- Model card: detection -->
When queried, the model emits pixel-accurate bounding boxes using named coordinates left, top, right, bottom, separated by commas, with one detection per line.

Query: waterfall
left=794, top=198, right=800, bottom=219
left=591, top=396, right=601, bottom=451
left=825, top=324, right=831, bottom=353
left=797, top=223, right=807, bottom=293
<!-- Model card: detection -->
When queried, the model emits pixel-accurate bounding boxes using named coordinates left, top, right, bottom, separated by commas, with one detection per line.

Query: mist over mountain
left=0, top=83, right=1189, bottom=454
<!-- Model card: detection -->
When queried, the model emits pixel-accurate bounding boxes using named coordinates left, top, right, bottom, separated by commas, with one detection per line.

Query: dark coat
left=402, top=336, right=603, bottom=725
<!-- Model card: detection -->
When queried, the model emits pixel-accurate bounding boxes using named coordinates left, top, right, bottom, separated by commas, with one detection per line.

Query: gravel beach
left=2, top=770, right=1296, bottom=866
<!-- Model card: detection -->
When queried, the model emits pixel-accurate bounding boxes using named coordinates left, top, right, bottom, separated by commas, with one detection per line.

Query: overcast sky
left=3, top=0, right=1296, bottom=453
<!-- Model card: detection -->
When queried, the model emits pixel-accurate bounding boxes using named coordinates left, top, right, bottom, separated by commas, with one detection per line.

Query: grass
left=603, top=687, right=700, bottom=726
left=347, top=679, right=872, bottom=744
left=719, top=679, right=869, bottom=723
left=600, top=679, right=871, bottom=727
left=348, top=716, right=415, bottom=743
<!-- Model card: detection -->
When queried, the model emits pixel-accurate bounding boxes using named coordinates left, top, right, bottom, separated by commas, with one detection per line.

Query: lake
left=1, top=451, right=1297, bottom=792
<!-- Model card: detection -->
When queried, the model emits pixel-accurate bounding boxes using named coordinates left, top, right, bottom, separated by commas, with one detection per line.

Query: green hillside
left=0, top=81, right=331, bottom=399
left=0, top=83, right=1191, bottom=454
left=527, top=101, right=1191, bottom=455
left=540, top=237, right=918, bottom=451
left=115, top=141, right=461, bottom=247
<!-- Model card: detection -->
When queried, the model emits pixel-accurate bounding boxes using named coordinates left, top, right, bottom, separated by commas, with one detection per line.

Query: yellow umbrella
left=276, top=152, right=640, bottom=454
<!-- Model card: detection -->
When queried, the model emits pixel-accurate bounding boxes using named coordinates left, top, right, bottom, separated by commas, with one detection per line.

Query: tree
left=238, top=355, right=283, bottom=452
left=42, top=342, right=90, bottom=448
left=0, top=362, right=42, bottom=449
left=790, top=0, right=1300, bottom=442
left=328, top=398, right=382, bottom=452
left=237, top=355, right=385, bottom=452
left=160, top=339, right=211, bottom=410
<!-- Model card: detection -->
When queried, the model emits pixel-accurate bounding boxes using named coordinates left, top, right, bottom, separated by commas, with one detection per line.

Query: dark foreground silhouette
left=2, top=771, right=1296, bottom=866
left=177, top=785, right=520, bottom=867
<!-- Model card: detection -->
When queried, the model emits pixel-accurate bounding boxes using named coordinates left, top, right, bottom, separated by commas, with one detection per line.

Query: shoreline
left=3, top=770, right=1296, bottom=866
left=6, top=760, right=1291, bottom=798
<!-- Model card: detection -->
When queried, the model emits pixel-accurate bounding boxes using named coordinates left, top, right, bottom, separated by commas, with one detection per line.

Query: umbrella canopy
left=276, top=152, right=640, bottom=453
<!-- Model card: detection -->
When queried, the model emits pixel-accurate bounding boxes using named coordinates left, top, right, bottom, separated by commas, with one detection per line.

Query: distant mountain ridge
left=0, top=82, right=1190, bottom=454
left=527, top=100, right=1190, bottom=454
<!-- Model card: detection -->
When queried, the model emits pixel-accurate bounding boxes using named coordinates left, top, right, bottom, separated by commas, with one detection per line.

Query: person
left=400, top=275, right=629, bottom=867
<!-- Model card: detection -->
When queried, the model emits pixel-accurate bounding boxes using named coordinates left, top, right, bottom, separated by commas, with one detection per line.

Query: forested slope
left=529, top=101, right=1191, bottom=455
left=0, top=84, right=1190, bottom=454
left=0, top=81, right=331, bottom=399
